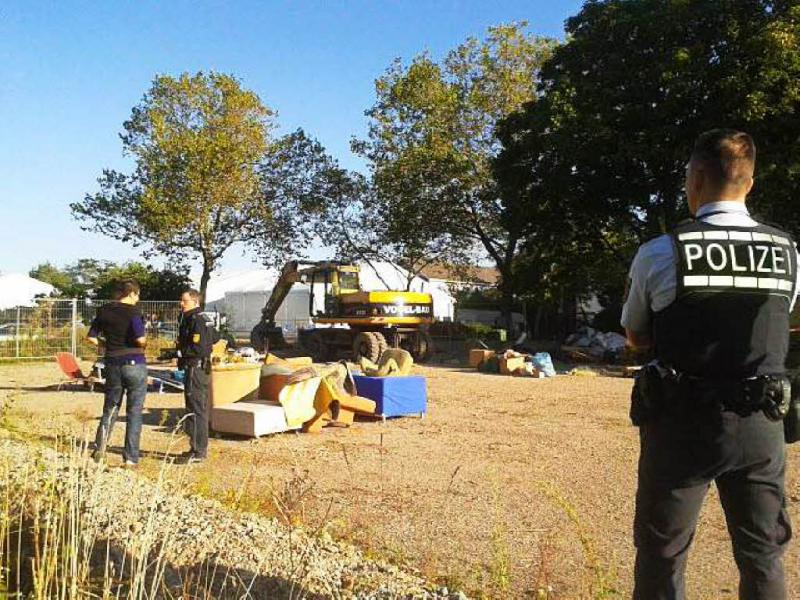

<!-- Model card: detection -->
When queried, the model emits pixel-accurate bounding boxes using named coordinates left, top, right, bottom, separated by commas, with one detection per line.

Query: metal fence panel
left=0, top=299, right=180, bottom=360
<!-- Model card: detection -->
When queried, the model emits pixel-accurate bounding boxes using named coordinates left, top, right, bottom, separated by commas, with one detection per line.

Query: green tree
left=29, top=263, right=78, bottom=296
left=92, top=262, right=192, bottom=300
left=30, top=260, right=191, bottom=300
left=72, top=71, right=308, bottom=306
left=319, top=172, right=472, bottom=290
left=354, top=23, right=558, bottom=325
left=30, top=259, right=113, bottom=297
left=501, top=0, right=800, bottom=307
left=252, top=129, right=347, bottom=269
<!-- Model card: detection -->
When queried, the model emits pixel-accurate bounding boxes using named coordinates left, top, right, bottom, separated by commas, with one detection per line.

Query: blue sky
left=0, top=0, right=583, bottom=278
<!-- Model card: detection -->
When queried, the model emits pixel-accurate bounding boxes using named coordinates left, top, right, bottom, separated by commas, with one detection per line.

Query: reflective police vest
left=653, top=219, right=797, bottom=379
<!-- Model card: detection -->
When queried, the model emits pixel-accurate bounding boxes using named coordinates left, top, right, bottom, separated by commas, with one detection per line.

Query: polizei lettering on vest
left=683, top=242, right=792, bottom=275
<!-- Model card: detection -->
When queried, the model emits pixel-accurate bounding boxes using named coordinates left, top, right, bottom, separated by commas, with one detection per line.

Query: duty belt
left=671, top=370, right=791, bottom=420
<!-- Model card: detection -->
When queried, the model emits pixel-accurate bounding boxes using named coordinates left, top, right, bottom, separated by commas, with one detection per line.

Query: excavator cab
left=306, top=265, right=361, bottom=317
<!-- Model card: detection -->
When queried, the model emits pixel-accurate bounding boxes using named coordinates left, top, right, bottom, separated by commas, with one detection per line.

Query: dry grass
left=1, top=361, right=798, bottom=598
left=0, top=435, right=182, bottom=598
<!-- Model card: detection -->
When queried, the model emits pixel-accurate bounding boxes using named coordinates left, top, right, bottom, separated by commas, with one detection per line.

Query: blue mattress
left=352, top=375, right=427, bottom=418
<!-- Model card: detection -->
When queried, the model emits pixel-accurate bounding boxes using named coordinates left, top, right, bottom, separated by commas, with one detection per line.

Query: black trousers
left=183, top=365, right=210, bottom=458
left=633, top=405, right=792, bottom=600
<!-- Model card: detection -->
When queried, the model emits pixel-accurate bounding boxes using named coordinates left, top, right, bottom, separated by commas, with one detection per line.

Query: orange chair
left=55, top=352, right=102, bottom=392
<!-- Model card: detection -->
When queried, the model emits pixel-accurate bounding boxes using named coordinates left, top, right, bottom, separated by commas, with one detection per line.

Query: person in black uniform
left=177, top=288, right=215, bottom=463
left=622, top=130, right=798, bottom=599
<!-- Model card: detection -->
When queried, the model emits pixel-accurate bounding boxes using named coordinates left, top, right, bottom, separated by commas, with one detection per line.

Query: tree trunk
left=497, top=273, right=515, bottom=337
left=199, top=256, right=213, bottom=310
left=534, top=305, right=544, bottom=339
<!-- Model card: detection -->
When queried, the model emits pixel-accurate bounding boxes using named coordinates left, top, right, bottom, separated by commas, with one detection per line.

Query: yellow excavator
left=250, top=261, right=434, bottom=362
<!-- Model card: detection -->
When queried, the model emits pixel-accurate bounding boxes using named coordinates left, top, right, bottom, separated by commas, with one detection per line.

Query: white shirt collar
left=696, top=200, right=749, bottom=217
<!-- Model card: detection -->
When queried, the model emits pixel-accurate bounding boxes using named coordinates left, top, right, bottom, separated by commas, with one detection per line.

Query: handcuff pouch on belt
left=742, top=375, right=791, bottom=422
left=630, top=364, right=680, bottom=426
left=630, top=366, right=793, bottom=428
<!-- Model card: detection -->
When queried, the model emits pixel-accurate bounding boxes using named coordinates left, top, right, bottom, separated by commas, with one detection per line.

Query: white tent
left=0, top=273, right=56, bottom=310
left=198, top=262, right=457, bottom=333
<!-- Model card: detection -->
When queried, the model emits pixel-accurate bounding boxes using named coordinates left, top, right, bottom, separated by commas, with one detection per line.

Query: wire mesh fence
left=0, top=299, right=528, bottom=362
left=0, top=299, right=181, bottom=361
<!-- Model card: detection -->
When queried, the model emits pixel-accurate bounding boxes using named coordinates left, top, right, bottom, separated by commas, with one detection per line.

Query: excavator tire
left=353, top=331, right=381, bottom=363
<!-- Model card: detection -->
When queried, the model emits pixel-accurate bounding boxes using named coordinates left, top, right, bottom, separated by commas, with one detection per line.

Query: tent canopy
left=0, top=273, right=56, bottom=310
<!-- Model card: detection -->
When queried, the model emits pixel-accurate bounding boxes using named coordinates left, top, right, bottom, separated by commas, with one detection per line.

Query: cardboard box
left=469, top=349, right=495, bottom=368
left=499, top=356, right=526, bottom=375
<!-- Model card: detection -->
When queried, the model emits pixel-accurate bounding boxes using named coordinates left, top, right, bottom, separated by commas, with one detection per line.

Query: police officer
left=622, top=129, right=799, bottom=599
left=177, top=288, right=216, bottom=463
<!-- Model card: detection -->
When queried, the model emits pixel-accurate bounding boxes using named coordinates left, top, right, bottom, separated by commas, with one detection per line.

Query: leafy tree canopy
left=354, top=23, right=558, bottom=319
left=30, top=260, right=191, bottom=300
left=509, top=0, right=800, bottom=241
left=72, top=72, right=334, bottom=305
left=497, top=0, right=800, bottom=310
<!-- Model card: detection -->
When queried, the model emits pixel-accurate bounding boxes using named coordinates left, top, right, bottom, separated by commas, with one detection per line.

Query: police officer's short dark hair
left=183, top=288, right=202, bottom=302
left=691, top=129, right=756, bottom=188
left=114, top=279, right=140, bottom=300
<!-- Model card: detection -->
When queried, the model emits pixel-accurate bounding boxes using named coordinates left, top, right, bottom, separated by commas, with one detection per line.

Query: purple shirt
left=88, top=302, right=147, bottom=365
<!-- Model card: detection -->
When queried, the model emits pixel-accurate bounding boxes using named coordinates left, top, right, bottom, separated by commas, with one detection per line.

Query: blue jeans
left=94, top=362, right=147, bottom=463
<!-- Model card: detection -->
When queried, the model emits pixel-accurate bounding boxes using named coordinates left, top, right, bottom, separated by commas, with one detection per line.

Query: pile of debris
left=560, top=326, right=627, bottom=363
left=468, top=349, right=557, bottom=378
left=207, top=348, right=427, bottom=438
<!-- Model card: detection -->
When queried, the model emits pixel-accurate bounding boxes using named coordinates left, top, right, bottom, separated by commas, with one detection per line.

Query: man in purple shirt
left=88, top=280, right=148, bottom=466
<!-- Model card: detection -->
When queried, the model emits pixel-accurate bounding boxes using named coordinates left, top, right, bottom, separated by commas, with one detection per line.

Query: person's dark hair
left=691, top=129, right=756, bottom=188
left=113, top=279, right=140, bottom=300
left=182, top=288, right=202, bottom=303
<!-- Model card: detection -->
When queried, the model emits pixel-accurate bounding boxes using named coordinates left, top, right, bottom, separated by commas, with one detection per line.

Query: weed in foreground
left=538, top=481, right=620, bottom=598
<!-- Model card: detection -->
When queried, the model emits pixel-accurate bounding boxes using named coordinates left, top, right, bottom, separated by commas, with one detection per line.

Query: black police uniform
left=632, top=217, right=796, bottom=599
left=177, top=307, right=215, bottom=459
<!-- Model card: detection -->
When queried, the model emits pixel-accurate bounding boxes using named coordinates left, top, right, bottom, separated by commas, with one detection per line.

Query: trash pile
left=208, top=348, right=427, bottom=438
left=560, top=326, right=627, bottom=362
left=469, top=349, right=557, bottom=378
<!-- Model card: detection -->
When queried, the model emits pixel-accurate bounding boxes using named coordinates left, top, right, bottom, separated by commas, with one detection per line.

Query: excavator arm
left=259, top=261, right=301, bottom=326
left=250, top=260, right=349, bottom=351
left=250, top=261, right=301, bottom=351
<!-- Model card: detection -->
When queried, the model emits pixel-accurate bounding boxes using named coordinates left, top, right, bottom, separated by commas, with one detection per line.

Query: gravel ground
left=1, top=362, right=798, bottom=599
left=0, top=437, right=456, bottom=599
